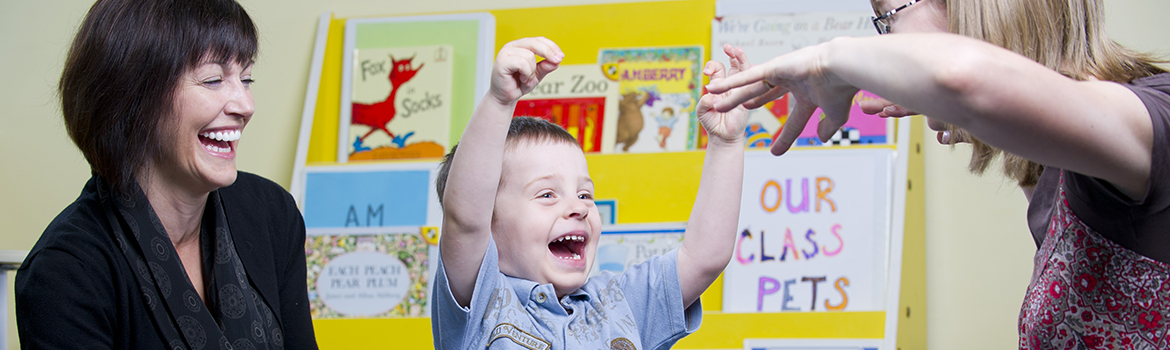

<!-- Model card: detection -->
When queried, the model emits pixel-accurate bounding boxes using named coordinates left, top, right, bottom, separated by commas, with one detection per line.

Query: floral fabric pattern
left=1020, top=181, right=1170, bottom=349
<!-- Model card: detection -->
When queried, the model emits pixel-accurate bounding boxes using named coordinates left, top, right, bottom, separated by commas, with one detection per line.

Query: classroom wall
left=1, top=1, right=1167, bottom=350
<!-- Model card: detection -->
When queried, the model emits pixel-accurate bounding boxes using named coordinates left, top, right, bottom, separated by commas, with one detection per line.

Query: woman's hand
left=859, top=97, right=916, bottom=118
left=487, top=37, right=563, bottom=106
left=859, top=97, right=969, bottom=145
left=697, top=44, right=752, bottom=146
left=705, top=42, right=858, bottom=155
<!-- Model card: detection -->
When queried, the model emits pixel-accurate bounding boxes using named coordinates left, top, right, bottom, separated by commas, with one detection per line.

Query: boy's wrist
left=480, top=94, right=520, bottom=114
left=705, top=136, right=743, bottom=150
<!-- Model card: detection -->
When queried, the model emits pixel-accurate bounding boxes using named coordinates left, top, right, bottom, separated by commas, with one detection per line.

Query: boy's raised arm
left=676, top=45, right=751, bottom=308
left=440, top=38, right=562, bottom=307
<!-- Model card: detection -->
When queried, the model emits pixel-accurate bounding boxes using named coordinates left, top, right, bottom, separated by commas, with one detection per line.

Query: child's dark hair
left=436, top=117, right=580, bottom=205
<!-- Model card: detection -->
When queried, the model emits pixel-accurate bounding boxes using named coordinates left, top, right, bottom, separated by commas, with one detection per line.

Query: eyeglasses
left=871, top=0, right=924, bottom=35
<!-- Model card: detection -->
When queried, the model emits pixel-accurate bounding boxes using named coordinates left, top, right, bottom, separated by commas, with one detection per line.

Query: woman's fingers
left=859, top=97, right=918, bottom=118
left=742, top=87, right=789, bottom=110
left=707, top=65, right=773, bottom=111
left=817, top=106, right=850, bottom=142
left=858, top=98, right=892, bottom=114
left=771, top=100, right=819, bottom=156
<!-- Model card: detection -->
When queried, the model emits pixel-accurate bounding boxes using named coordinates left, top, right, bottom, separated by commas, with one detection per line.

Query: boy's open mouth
left=548, top=234, right=587, bottom=261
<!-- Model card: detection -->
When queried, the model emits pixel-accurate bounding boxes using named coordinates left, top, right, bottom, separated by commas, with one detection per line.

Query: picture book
left=516, top=64, right=620, bottom=153
left=598, top=46, right=704, bottom=152
left=347, top=45, right=453, bottom=161
left=306, top=232, right=431, bottom=318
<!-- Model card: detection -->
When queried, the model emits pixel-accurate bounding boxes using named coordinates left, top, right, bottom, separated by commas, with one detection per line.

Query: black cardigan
left=15, top=172, right=318, bottom=349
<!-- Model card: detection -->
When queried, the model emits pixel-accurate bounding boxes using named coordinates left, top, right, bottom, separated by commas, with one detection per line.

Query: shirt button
left=536, top=293, right=547, bottom=303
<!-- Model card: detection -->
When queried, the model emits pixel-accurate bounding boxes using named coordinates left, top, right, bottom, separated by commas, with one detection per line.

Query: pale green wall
left=1, top=1, right=1167, bottom=349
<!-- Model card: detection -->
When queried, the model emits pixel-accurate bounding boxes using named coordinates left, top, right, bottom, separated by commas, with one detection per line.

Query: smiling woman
left=14, top=0, right=318, bottom=349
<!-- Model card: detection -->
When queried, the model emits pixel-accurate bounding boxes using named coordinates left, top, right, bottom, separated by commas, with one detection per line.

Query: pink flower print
left=1048, top=281, right=1063, bottom=298
left=1138, top=311, right=1162, bottom=331
left=1105, top=297, right=1122, bottom=312
left=1041, top=310, right=1055, bottom=325
left=1081, top=334, right=1104, bottom=348
left=1085, top=247, right=1101, bottom=261
left=1075, top=273, right=1097, bottom=292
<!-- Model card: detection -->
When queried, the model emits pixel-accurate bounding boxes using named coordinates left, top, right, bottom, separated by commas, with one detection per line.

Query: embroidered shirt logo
left=489, top=323, right=550, bottom=350
left=610, top=337, right=637, bottom=350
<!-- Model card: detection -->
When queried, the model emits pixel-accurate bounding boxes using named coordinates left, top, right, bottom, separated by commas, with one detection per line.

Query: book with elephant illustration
left=597, top=46, right=704, bottom=153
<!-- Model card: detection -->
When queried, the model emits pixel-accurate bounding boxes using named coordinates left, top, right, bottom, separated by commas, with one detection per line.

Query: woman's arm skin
left=707, top=33, right=1152, bottom=199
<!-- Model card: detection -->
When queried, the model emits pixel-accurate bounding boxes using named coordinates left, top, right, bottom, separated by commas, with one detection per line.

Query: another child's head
left=662, top=107, right=674, bottom=117
left=437, top=117, right=602, bottom=297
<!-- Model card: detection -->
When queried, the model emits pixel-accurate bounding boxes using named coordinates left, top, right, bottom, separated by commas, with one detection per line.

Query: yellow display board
left=303, top=1, right=925, bottom=349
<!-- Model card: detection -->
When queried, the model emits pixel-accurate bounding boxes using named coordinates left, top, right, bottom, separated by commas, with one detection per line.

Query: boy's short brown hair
left=436, top=117, right=579, bottom=205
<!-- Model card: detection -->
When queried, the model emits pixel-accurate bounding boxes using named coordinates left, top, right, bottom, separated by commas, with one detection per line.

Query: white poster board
left=711, top=6, right=911, bottom=350
left=724, top=149, right=893, bottom=313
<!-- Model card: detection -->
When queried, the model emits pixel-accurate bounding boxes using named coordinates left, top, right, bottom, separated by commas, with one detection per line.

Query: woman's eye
left=202, top=78, right=223, bottom=86
left=242, top=78, right=255, bottom=87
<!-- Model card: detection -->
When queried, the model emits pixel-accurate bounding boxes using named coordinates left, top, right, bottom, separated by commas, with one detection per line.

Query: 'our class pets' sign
left=723, top=149, right=893, bottom=313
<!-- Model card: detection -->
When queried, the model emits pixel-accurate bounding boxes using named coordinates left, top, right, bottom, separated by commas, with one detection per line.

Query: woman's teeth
left=200, top=130, right=241, bottom=142
left=205, top=144, right=231, bottom=153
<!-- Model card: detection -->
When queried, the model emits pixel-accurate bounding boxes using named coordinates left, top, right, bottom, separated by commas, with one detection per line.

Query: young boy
left=432, top=37, right=752, bottom=350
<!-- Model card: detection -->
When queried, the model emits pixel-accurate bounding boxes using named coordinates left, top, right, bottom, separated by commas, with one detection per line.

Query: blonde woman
left=706, top=0, right=1169, bottom=348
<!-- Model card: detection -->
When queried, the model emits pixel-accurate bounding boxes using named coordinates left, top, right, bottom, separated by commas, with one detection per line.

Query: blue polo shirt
left=431, top=239, right=702, bottom=350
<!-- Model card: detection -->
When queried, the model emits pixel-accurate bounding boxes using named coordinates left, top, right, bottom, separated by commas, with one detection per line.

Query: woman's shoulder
left=33, top=178, right=116, bottom=251
left=21, top=178, right=121, bottom=280
left=1124, top=73, right=1170, bottom=108
left=1128, top=72, right=1170, bottom=89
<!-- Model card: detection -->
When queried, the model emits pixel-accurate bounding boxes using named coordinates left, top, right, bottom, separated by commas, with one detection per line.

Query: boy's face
left=493, top=140, right=602, bottom=297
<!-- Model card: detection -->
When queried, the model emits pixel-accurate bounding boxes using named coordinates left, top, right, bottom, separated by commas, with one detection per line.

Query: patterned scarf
left=98, top=179, right=284, bottom=350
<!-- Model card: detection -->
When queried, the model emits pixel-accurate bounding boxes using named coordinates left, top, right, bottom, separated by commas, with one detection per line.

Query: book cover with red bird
left=348, top=45, right=453, bottom=161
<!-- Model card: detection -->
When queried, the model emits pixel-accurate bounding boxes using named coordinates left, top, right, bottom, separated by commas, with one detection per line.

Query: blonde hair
left=942, top=0, right=1166, bottom=187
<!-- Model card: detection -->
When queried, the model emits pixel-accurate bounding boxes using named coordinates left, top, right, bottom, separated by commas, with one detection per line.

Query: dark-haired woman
left=15, top=0, right=317, bottom=349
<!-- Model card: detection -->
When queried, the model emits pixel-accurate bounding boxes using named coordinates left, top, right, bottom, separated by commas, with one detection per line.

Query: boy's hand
left=488, top=37, right=564, bottom=105
left=697, top=44, right=751, bottom=146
